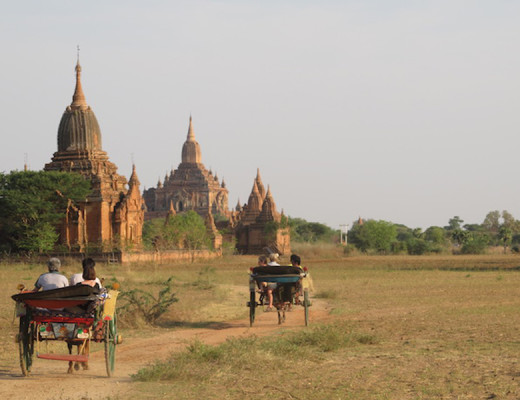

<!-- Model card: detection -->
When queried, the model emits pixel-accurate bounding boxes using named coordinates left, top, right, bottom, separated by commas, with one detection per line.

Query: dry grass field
left=2, top=253, right=520, bottom=399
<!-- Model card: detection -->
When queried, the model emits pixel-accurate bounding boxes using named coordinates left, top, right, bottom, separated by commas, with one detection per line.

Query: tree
left=0, top=171, right=91, bottom=253
left=498, top=226, right=513, bottom=253
left=501, top=210, right=520, bottom=234
left=288, top=217, right=337, bottom=243
left=424, top=226, right=447, bottom=244
left=451, top=229, right=468, bottom=247
left=445, top=216, right=464, bottom=231
left=179, top=211, right=211, bottom=251
left=142, top=211, right=210, bottom=253
left=482, top=210, right=500, bottom=233
left=460, top=232, right=488, bottom=254
left=348, top=220, right=397, bottom=254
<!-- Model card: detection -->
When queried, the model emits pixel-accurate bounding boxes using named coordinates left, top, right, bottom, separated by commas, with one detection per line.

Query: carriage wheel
left=104, top=316, right=117, bottom=377
left=18, top=315, right=34, bottom=376
left=249, top=290, right=256, bottom=327
left=303, top=289, right=310, bottom=326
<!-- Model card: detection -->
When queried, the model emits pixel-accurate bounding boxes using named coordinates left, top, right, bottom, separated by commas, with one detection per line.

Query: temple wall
left=4, top=249, right=221, bottom=265
left=119, top=249, right=221, bottom=264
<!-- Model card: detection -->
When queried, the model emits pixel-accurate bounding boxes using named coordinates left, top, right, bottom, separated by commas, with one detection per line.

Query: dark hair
left=290, top=254, right=301, bottom=265
left=82, top=265, right=96, bottom=281
left=82, top=258, right=95, bottom=269
left=258, top=255, right=268, bottom=265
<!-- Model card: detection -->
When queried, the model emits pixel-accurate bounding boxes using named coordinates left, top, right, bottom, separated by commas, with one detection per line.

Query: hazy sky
left=1, top=1, right=519, bottom=230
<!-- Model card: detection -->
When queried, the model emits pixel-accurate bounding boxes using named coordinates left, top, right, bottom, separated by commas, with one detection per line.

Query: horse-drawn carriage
left=247, top=265, right=311, bottom=326
left=12, top=284, right=121, bottom=377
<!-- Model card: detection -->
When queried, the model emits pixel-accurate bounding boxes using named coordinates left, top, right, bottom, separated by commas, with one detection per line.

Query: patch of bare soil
left=0, top=299, right=330, bottom=400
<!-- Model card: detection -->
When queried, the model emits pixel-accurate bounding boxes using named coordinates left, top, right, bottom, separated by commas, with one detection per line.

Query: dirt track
left=0, top=299, right=329, bottom=400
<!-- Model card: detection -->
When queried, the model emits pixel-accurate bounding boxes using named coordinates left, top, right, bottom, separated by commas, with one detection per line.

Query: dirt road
left=0, top=299, right=329, bottom=400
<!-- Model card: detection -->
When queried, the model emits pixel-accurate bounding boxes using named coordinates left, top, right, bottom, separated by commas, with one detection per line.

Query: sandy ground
left=0, top=299, right=329, bottom=400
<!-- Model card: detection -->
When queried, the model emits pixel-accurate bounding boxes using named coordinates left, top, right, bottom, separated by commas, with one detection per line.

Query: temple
left=143, top=121, right=291, bottom=254
left=44, top=59, right=145, bottom=251
left=143, top=116, right=229, bottom=219
left=234, top=171, right=291, bottom=255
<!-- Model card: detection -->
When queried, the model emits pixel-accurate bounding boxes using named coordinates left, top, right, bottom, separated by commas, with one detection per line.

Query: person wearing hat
left=33, top=257, right=69, bottom=291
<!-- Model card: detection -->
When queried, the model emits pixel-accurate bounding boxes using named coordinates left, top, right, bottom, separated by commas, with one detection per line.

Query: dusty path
left=0, top=299, right=330, bottom=400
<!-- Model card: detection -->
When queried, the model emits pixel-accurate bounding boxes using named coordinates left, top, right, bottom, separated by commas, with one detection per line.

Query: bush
left=119, top=277, right=178, bottom=326
left=343, top=243, right=358, bottom=256
left=461, top=234, right=488, bottom=255
left=406, top=238, right=429, bottom=255
left=391, top=241, right=407, bottom=254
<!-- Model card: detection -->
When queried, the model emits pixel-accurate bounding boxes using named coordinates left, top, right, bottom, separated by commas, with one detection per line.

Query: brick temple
left=143, top=116, right=229, bottom=219
left=44, top=60, right=145, bottom=251
left=143, top=119, right=290, bottom=255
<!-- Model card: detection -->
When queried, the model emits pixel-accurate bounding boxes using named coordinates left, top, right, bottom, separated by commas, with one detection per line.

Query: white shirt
left=35, top=272, right=69, bottom=291
left=69, top=273, right=102, bottom=287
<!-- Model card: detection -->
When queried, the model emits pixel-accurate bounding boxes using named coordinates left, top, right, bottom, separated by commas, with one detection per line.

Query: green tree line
left=346, top=211, right=520, bottom=255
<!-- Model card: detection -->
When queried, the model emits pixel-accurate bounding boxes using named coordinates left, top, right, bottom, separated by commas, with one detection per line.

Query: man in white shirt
left=33, top=258, right=69, bottom=291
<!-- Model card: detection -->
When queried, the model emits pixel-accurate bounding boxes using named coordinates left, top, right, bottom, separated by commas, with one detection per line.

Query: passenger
left=255, top=255, right=271, bottom=309
left=257, top=255, right=268, bottom=271
left=265, top=253, right=280, bottom=310
left=78, top=262, right=101, bottom=290
left=33, top=258, right=69, bottom=291
left=290, top=254, right=303, bottom=305
left=267, top=253, right=280, bottom=266
left=70, top=258, right=102, bottom=287
left=64, top=260, right=101, bottom=315
left=290, top=254, right=303, bottom=270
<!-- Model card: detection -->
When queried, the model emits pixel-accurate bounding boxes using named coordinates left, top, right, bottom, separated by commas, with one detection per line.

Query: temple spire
left=71, top=50, right=88, bottom=110
left=182, top=115, right=202, bottom=163
left=129, top=164, right=140, bottom=188
left=255, top=168, right=266, bottom=200
left=187, top=114, right=195, bottom=141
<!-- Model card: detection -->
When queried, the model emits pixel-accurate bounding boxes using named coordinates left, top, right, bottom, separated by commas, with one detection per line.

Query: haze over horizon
left=1, top=1, right=519, bottom=231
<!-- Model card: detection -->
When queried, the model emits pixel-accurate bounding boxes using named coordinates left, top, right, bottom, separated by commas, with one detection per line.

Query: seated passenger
left=79, top=263, right=101, bottom=291
left=65, top=262, right=102, bottom=315
left=33, top=258, right=69, bottom=291
left=290, top=254, right=303, bottom=270
left=265, top=253, right=281, bottom=310
left=70, top=258, right=102, bottom=287
left=290, top=254, right=303, bottom=305
left=255, top=255, right=273, bottom=310
left=267, top=253, right=280, bottom=266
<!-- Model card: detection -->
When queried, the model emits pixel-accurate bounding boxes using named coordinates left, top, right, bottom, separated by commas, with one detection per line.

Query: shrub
left=461, top=234, right=488, bottom=255
left=406, top=238, right=430, bottom=255
left=118, top=277, right=178, bottom=326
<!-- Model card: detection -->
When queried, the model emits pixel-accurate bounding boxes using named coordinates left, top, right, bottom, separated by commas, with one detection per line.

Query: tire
left=249, top=291, right=256, bottom=327
left=304, top=289, right=310, bottom=327
left=18, top=315, right=33, bottom=376
left=104, top=316, right=117, bottom=377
